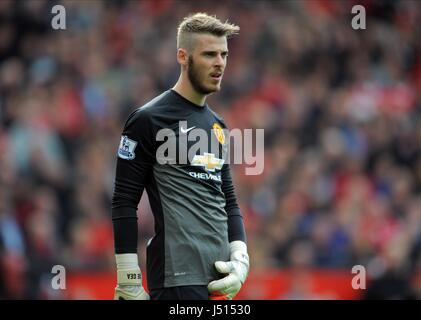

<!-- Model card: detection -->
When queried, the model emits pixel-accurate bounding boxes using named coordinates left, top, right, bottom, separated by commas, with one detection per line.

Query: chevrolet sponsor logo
left=191, top=153, right=224, bottom=172
left=189, top=171, right=221, bottom=182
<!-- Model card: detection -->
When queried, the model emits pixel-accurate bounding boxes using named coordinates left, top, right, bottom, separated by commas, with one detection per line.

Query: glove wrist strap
left=117, top=269, right=142, bottom=286
left=115, top=254, right=142, bottom=286
left=229, top=241, right=249, bottom=263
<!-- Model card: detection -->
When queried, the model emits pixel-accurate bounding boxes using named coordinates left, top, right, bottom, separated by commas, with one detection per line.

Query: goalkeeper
left=111, top=13, right=249, bottom=300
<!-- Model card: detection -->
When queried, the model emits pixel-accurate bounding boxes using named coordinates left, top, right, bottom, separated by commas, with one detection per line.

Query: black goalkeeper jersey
left=112, top=89, right=245, bottom=289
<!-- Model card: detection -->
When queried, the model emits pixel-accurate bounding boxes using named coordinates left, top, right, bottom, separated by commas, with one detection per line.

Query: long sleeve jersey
left=112, top=89, right=245, bottom=289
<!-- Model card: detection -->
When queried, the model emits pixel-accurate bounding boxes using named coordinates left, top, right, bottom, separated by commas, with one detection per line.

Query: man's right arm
left=111, top=109, right=155, bottom=300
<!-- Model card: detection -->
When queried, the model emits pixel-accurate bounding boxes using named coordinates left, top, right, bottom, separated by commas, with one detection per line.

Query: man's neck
left=172, top=76, right=207, bottom=106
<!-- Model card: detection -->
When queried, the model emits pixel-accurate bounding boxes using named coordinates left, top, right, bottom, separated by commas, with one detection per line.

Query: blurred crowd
left=0, top=0, right=420, bottom=299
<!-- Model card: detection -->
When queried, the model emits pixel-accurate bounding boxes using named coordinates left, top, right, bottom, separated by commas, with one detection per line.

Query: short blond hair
left=177, top=13, right=240, bottom=50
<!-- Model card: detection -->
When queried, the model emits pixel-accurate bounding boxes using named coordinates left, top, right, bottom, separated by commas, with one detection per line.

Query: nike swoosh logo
left=180, top=126, right=196, bottom=134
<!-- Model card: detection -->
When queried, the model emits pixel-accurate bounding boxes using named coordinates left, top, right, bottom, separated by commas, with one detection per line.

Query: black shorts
left=150, top=285, right=209, bottom=300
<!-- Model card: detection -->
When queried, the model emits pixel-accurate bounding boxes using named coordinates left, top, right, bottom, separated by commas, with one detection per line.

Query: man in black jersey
left=112, top=13, right=249, bottom=300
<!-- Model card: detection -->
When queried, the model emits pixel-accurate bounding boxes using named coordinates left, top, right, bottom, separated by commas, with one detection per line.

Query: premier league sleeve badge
left=118, top=135, right=137, bottom=160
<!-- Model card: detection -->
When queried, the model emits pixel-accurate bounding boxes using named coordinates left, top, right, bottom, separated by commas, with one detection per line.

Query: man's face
left=186, top=34, right=228, bottom=95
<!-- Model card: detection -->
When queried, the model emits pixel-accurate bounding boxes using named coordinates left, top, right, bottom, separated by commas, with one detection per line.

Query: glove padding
left=115, top=285, right=149, bottom=300
left=208, top=241, right=249, bottom=300
left=114, top=254, right=149, bottom=300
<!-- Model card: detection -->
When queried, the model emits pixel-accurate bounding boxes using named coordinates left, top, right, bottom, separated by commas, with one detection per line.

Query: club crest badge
left=212, top=123, right=225, bottom=145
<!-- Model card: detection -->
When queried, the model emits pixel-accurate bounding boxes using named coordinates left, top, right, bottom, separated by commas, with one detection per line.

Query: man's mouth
left=210, top=72, right=222, bottom=80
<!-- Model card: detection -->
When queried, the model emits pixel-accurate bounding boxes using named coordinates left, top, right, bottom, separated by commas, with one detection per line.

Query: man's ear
left=177, top=48, right=188, bottom=67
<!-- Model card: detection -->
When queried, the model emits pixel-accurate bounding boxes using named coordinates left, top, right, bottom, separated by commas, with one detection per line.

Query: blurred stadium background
left=0, top=0, right=420, bottom=299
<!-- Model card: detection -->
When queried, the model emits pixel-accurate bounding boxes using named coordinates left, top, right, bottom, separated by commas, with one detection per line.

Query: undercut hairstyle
left=177, top=13, right=240, bottom=51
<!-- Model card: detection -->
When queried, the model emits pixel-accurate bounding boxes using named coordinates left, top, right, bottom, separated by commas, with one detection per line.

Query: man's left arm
left=221, top=164, right=246, bottom=243
left=208, top=164, right=249, bottom=300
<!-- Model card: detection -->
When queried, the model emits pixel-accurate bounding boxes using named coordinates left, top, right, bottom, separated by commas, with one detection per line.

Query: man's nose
left=214, top=54, right=225, bottom=68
